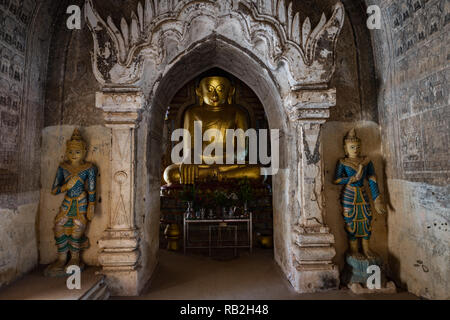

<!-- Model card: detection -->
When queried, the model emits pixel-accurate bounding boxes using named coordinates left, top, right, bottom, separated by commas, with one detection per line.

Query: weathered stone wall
left=0, top=0, right=36, bottom=204
left=44, top=14, right=103, bottom=126
left=0, top=200, right=39, bottom=286
left=0, top=0, right=59, bottom=288
left=387, top=180, right=449, bottom=299
left=0, top=0, right=32, bottom=199
left=16, top=0, right=447, bottom=298
left=296, top=0, right=378, bottom=122
left=135, top=112, right=160, bottom=294
left=367, top=0, right=449, bottom=299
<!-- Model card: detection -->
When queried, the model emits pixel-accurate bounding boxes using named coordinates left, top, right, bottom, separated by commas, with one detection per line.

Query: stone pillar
left=286, top=88, right=340, bottom=292
left=95, top=90, right=145, bottom=296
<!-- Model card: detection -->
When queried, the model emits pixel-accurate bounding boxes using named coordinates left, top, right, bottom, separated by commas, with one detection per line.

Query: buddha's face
left=345, top=141, right=361, bottom=158
left=196, top=76, right=235, bottom=107
left=66, top=145, right=86, bottom=164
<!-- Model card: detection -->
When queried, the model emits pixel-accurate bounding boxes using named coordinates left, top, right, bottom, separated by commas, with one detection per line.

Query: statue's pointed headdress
left=344, top=128, right=361, bottom=144
left=66, top=128, right=87, bottom=150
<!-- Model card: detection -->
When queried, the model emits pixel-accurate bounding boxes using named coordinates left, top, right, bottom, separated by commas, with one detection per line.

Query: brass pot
left=164, top=224, right=180, bottom=251
left=257, top=234, right=273, bottom=249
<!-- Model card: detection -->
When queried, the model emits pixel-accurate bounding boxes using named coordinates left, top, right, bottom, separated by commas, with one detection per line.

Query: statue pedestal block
left=342, top=254, right=396, bottom=294
left=293, top=264, right=340, bottom=293
left=98, top=229, right=142, bottom=296
left=348, top=281, right=396, bottom=294
left=291, top=226, right=340, bottom=292
left=44, top=263, right=86, bottom=278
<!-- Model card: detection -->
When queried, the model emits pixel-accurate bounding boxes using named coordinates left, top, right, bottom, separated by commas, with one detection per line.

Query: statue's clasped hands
left=61, top=176, right=79, bottom=192
left=348, top=164, right=364, bottom=184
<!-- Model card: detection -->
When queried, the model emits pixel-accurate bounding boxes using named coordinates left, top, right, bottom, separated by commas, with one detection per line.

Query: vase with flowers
left=238, top=177, right=253, bottom=217
left=180, top=185, right=196, bottom=219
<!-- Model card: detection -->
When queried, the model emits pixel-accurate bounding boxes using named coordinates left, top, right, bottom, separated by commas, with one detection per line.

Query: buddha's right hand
left=61, top=176, right=79, bottom=192
left=180, top=164, right=198, bottom=184
left=348, top=165, right=363, bottom=184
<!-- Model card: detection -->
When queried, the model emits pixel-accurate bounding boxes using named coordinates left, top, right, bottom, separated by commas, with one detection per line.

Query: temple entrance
left=158, top=69, right=275, bottom=263
left=1, top=0, right=446, bottom=302
left=86, top=0, right=345, bottom=296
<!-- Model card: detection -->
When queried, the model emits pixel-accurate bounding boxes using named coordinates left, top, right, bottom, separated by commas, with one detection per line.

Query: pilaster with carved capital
left=286, top=88, right=340, bottom=292
left=95, top=90, right=145, bottom=295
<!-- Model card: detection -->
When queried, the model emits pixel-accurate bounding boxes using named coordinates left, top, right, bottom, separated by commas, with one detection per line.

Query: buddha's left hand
left=374, top=198, right=386, bottom=215
left=180, top=163, right=198, bottom=184
left=87, top=204, right=95, bottom=221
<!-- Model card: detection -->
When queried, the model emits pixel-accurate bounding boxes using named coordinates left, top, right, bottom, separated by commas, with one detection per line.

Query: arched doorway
left=158, top=69, right=275, bottom=254
left=152, top=69, right=279, bottom=298
left=86, top=0, right=345, bottom=295
left=135, top=40, right=291, bottom=296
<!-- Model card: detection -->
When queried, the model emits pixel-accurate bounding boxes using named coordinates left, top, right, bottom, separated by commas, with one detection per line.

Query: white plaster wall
left=272, top=167, right=294, bottom=280
left=387, top=180, right=449, bottom=300
left=39, top=126, right=110, bottom=266
left=322, top=121, right=388, bottom=271
left=0, top=192, right=39, bottom=287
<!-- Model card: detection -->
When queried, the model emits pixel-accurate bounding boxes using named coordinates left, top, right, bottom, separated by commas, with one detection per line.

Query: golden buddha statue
left=163, top=75, right=262, bottom=185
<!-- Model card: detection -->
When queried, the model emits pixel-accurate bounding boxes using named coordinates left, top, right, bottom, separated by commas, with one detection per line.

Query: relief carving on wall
left=112, top=170, right=130, bottom=228
left=386, top=0, right=449, bottom=185
left=0, top=0, right=34, bottom=195
left=84, top=0, right=344, bottom=88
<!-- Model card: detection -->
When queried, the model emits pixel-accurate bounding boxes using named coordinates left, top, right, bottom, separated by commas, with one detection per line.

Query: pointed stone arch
left=86, top=0, right=345, bottom=296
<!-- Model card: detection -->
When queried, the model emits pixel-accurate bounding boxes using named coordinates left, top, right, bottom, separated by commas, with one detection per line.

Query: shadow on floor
left=114, top=249, right=418, bottom=300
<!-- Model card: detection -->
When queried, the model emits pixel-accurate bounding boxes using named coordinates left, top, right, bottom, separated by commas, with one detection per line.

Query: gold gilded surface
left=164, top=76, right=261, bottom=185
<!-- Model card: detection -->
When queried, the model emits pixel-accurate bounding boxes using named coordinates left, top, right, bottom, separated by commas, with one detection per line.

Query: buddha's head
left=65, top=129, right=87, bottom=165
left=196, top=76, right=235, bottom=107
left=344, top=128, right=361, bottom=158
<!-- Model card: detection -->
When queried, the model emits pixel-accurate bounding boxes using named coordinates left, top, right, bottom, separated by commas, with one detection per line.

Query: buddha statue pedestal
left=160, top=179, right=273, bottom=252
left=342, top=254, right=396, bottom=294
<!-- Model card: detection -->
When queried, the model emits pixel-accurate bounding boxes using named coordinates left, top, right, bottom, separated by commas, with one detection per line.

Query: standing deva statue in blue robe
left=333, top=128, right=386, bottom=259
left=45, top=129, right=97, bottom=276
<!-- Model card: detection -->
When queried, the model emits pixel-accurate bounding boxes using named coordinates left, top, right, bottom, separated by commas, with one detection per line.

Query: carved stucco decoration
left=84, top=0, right=344, bottom=89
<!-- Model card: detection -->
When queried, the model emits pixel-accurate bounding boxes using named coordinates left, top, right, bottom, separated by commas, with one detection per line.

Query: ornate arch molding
left=85, top=0, right=344, bottom=89
left=85, top=0, right=346, bottom=296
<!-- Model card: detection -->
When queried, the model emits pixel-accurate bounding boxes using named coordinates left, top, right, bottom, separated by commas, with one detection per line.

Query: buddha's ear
left=195, top=87, right=203, bottom=106
left=228, top=86, right=236, bottom=104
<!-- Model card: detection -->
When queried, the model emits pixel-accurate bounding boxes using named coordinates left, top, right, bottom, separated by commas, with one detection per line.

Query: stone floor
left=0, top=266, right=103, bottom=300
left=115, top=248, right=419, bottom=300
left=0, top=249, right=420, bottom=300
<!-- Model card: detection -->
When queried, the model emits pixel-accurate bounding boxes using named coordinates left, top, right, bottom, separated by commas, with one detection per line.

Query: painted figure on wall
left=45, top=129, right=97, bottom=276
left=333, top=128, right=386, bottom=259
